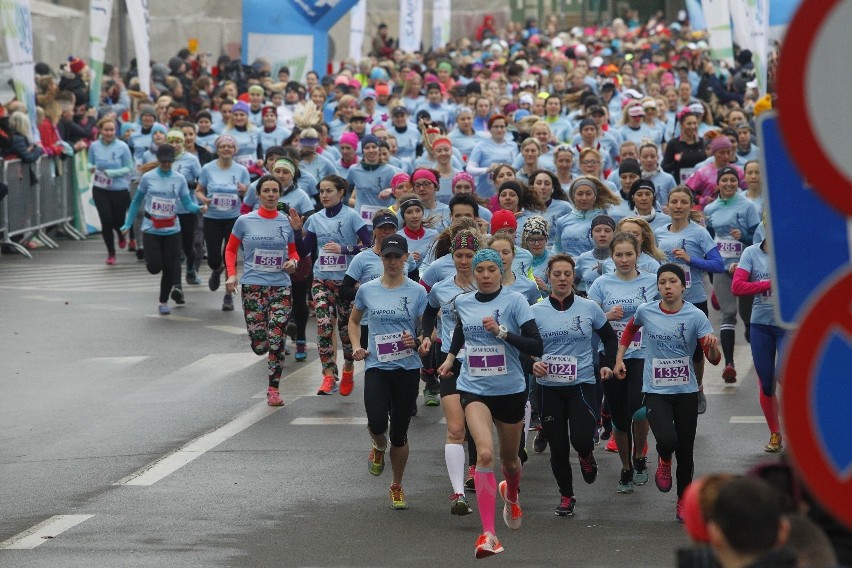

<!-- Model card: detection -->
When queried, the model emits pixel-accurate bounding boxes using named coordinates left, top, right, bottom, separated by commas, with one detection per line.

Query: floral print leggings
left=241, top=284, right=292, bottom=388
left=311, top=278, right=354, bottom=378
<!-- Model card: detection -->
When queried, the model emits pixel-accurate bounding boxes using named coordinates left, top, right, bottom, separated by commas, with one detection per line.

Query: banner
left=248, top=32, right=312, bottom=84
left=0, top=0, right=40, bottom=141
left=89, top=0, right=114, bottom=109
left=432, top=0, right=450, bottom=50
left=729, top=0, right=769, bottom=94
left=349, top=0, right=366, bottom=61
left=685, top=0, right=707, bottom=30
left=702, top=0, right=734, bottom=66
left=125, top=0, right=150, bottom=96
left=73, top=149, right=101, bottom=234
left=398, top=0, right=423, bottom=53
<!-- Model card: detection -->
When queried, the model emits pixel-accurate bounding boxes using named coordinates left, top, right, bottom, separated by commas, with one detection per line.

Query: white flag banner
left=729, top=0, right=769, bottom=94
left=703, top=0, right=734, bottom=67
left=0, top=0, right=39, bottom=141
left=125, top=0, right=150, bottom=96
left=89, top=0, right=114, bottom=108
left=398, top=0, right=423, bottom=53
left=432, top=0, right=451, bottom=50
left=349, top=0, right=366, bottom=61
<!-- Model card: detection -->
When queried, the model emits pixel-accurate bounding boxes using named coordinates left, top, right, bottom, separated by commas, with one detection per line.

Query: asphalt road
left=0, top=237, right=776, bottom=567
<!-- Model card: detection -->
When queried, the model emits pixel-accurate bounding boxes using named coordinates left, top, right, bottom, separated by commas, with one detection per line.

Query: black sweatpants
left=645, top=392, right=699, bottom=498
left=203, top=217, right=236, bottom=272
left=540, top=382, right=597, bottom=498
left=290, top=279, right=310, bottom=341
left=142, top=232, right=182, bottom=303
left=93, top=187, right=130, bottom=255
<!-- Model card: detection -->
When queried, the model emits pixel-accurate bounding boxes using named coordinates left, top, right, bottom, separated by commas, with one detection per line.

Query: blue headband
left=472, top=248, right=504, bottom=274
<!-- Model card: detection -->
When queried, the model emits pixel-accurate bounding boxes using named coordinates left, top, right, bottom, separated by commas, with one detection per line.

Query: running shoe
left=128, top=239, right=137, bottom=252
left=465, top=465, right=476, bottom=492
left=676, top=499, right=685, bottom=523
left=208, top=267, right=223, bottom=291
left=697, top=389, right=707, bottom=415
left=519, top=446, right=528, bottom=466
left=711, top=290, right=721, bottom=311
left=423, top=386, right=440, bottom=407
left=294, top=340, right=307, bottom=362
left=617, top=468, right=635, bottom=494
left=118, top=236, right=126, bottom=249
left=317, top=374, right=337, bottom=395
left=765, top=432, right=783, bottom=453
left=389, top=483, right=408, bottom=510
left=578, top=452, right=598, bottom=484
left=170, top=286, right=185, bottom=305
left=106, top=255, right=116, bottom=265
left=600, top=419, right=613, bottom=440
left=136, top=248, right=145, bottom=260
left=529, top=414, right=542, bottom=431
left=498, top=480, right=523, bottom=530
left=450, top=493, right=473, bottom=516
left=368, top=442, right=386, bottom=476
left=186, top=269, right=201, bottom=285
left=266, top=387, right=283, bottom=406
left=555, top=495, right=576, bottom=516
left=533, top=431, right=548, bottom=453
left=222, top=293, right=234, bottom=311
left=655, top=457, right=673, bottom=493
left=632, top=456, right=649, bottom=486
left=605, top=435, right=618, bottom=453
left=722, top=364, right=737, bottom=383
left=339, top=369, right=354, bottom=396
left=158, top=303, right=171, bottom=315
left=474, top=532, right=504, bottom=559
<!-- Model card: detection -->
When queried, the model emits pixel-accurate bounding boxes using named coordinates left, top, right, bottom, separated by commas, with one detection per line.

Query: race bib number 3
left=252, top=249, right=283, bottom=272
left=652, top=357, right=690, bottom=387
left=375, top=332, right=413, bottom=363
left=543, top=354, right=577, bottom=383
left=149, top=196, right=176, bottom=217
left=93, top=170, right=112, bottom=187
left=211, top=193, right=239, bottom=210
left=467, top=346, right=507, bottom=377
left=317, top=251, right=346, bottom=271
left=611, top=321, right=642, bottom=349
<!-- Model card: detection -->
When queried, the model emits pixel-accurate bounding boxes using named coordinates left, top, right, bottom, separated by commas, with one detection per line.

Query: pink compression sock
left=502, top=465, right=521, bottom=503
left=759, top=390, right=781, bottom=433
left=474, top=468, right=496, bottom=535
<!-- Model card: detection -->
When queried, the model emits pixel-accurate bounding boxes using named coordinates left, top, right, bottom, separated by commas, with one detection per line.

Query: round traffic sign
left=782, top=268, right=852, bottom=529
left=777, top=0, right=852, bottom=216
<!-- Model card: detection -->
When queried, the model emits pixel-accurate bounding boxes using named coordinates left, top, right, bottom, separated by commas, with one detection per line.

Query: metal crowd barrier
left=0, top=156, right=85, bottom=259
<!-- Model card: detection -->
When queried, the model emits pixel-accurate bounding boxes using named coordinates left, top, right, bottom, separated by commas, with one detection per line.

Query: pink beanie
left=708, top=136, right=733, bottom=154
left=339, top=132, right=359, bottom=149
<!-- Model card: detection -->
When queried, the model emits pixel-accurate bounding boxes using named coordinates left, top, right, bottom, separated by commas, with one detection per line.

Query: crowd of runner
left=3, top=8, right=850, bottom=566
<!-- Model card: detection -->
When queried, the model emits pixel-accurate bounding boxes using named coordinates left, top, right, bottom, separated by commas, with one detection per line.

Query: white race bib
left=542, top=354, right=578, bottom=383
left=93, top=170, right=112, bottom=187
left=317, top=250, right=347, bottom=271
left=252, top=249, right=284, bottom=272
left=679, top=167, right=695, bottom=185
left=375, top=332, right=414, bottom=363
left=359, top=204, right=384, bottom=222
left=611, top=321, right=642, bottom=349
left=235, top=154, right=255, bottom=167
left=467, top=345, right=507, bottom=377
left=652, top=357, right=691, bottom=387
left=211, top=193, right=239, bottom=211
left=149, top=196, right=176, bottom=217
left=715, top=236, right=743, bottom=259
left=676, top=263, right=692, bottom=288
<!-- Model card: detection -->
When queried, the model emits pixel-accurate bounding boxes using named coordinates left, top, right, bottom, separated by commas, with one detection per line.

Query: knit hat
left=248, top=85, right=265, bottom=95
left=119, top=122, right=136, bottom=136
left=361, top=134, right=380, bottom=148
left=716, top=165, right=740, bottom=184
left=708, top=136, right=733, bottom=154
left=166, top=129, right=185, bottom=142
left=498, top=180, right=524, bottom=201
left=156, top=144, right=175, bottom=162
left=68, top=56, right=85, bottom=74
left=339, top=132, right=359, bottom=149
left=451, top=229, right=480, bottom=253
left=753, top=94, right=772, bottom=117
left=232, top=101, right=250, bottom=115
left=658, top=263, right=687, bottom=288
left=490, top=209, right=517, bottom=233
left=151, top=123, right=168, bottom=135
left=619, top=158, right=641, bottom=177
left=399, top=197, right=424, bottom=216
left=522, top=216, right=549, bottom=243
left=139, top=105, right=157, bottom=119
left=472, top=248, right=504, bottom=274
left=591, top=214, right=615, bottom=231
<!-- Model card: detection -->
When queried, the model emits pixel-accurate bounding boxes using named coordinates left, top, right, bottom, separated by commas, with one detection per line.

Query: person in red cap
left=59, top=56, right=90, bottom=103
left=489, top=209, right=535, bottom=277
left=259, top=103, right=290, bottom=155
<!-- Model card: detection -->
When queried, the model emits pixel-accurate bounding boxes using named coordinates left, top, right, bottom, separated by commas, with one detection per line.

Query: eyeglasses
left=582, top=160, right=600, bottom=166
left=526, top=237, right=546, bottom=244
left=217, top=145, right=236, bottom=149
left=413, top=181, right=434, bottom=189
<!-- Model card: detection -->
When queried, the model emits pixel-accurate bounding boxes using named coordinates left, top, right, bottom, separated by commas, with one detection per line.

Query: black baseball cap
left=372, top=211, right=399, bottom=229
left=380, top=234, right=408, bottom=256
left=392, top=106, right=409, bottom=116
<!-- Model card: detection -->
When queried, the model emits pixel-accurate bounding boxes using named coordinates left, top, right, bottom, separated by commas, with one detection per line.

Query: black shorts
left=459, top=390, right=527, bottom=424
left=439, top=358, right=463, bottom=398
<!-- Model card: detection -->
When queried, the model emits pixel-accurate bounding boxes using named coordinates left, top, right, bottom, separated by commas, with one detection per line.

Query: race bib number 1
left=467, top=345, right=507, bottom=377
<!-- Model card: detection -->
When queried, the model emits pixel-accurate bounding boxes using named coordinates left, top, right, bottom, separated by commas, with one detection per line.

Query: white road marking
left=144, top=314, right=201, bottom=322
left=205, top=325, right=248, bottom=335
left=21, top=295, right=67, bottom=302
left=730, top=416, right=767, bottom=424
left=115, top=402, right=282, bottom=486
left=0, top=515, right=94, bottom=550
left=86, top=356, right=150, bottom=366
left=290, top=417, right=369, bottom=425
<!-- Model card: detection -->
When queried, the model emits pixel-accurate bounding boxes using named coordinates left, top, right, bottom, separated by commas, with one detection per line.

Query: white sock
left=523, top=400, right=532, bottom=446
left=445, top=443, right=466, bottom=495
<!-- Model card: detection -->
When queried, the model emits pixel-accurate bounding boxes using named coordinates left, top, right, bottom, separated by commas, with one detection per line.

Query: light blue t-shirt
left=574, top=250, right=608, bottom=293
left=231, top=210, right=296, bottom=287
left=172, top=152, right=202, bottom=214
left=737, top=243, right=777, bottom=327
left=354, top=278, right=427, bottom=371
left=420, top=253, right=455, bottom=288
left=243, top=183, right=314, bottom=216
left=134, top=169, right=195, bottom=235
left=587, top=271, right=660, bottom=359
left=259, top=126, right=291, bottom=153
left=199, top=161, right=251, bottom=220
left=531, top=296, right=608, bottom=386
left=455, top=288, right=536, bottom=396
left=542, top=199, right=573, bottom=244
left=655, top=222, right=718, bottom=304
left=223, top=128, right=261, bottom=168
left=704, top=193, right=761, bottom=268
left=303, top=206, right=368, bottom=281
left=505, top=272, right=542, bottom=305
left=347, top=163, right=400, bottom=219
left=401, top=227, right=439, bottom=271
left=555, top=208, right=605, bottom=258
left=632, top=301, right=714, bottom=394
left=87, top=139, right=133, bottom=190
left=602, top=252, right=662, bottom=276
left=428, top=276, right=477, bottom=353
left=468, top=138, right=520, bottom=198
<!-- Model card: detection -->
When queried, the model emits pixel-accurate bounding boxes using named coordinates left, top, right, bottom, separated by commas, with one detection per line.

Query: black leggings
left=602, top=359, right=645, bottom=432
left=142, top=232, right=182, bottom=303
left=203, top=217, right=236, bottom=272
left=290, top=279, right=310, bottom=341
left=645, top=392, right=699, bottom=498
left=540, top=382, right=597, bottom=498
left=177, top=213, right=198, bottom=267
left=364, top=368, right=420, bottom=448
left=93, top=187, right=130, bottom=255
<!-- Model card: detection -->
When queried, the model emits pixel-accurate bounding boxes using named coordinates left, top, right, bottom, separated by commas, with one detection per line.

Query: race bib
left=677, top=263, right=692, bottom=288
left=317, top=250, right=346, bottom=271
left=252, top=249, right=284, bottom=272
left=211, top=193, right=239, bottom=211
left=467, top=345, right=507, bottom=377
left=652, top=357, right=690, bottom=387
left=235, top=154, right=255, bottom=167
left=375, top=332, right=413, bottom=363
left=762, top=287, right=773, bottom=298
left=542, top=354, right=578, bottom=383
left=93, top=170, right=112, bottom=187
left=149, top=196, right=176, bottom=217
left=611, top=321, right=642, bottom=349
left=359, top=204, right=384, bottom=222
left=715, top=237, right=743, bottom=259
left=679, top=167, right=695, bottom=185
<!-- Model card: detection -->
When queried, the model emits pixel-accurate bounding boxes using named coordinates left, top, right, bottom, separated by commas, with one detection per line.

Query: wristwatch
left=497, top=325, right=509, bottom=340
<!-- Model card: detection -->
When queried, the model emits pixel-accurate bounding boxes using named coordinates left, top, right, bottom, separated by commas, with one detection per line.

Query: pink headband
left=391, top=172, right=411, bottom=189
left=452, top=172, right=475, bottom=188
left=215, top=134, right=236, bottom=148
left=432, top=137, right=452, bottom=148
left=411, top=169, right=438, bottom=185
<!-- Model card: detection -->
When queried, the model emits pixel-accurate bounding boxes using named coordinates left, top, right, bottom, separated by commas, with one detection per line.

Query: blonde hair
left=616, top=217, right=665, bottom=261
left=668, top=186, right=705, bottom=224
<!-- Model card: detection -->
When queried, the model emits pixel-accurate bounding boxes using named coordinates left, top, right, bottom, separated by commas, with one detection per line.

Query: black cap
left=372, top=211, right=399, bottom=229
left=380, top=233, right=408, bottom=256
left=157, top=144, right=176, bottom=162
left=619, top=158, right=641, bottom=177
left=392, top=106, right=408, bottom=115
